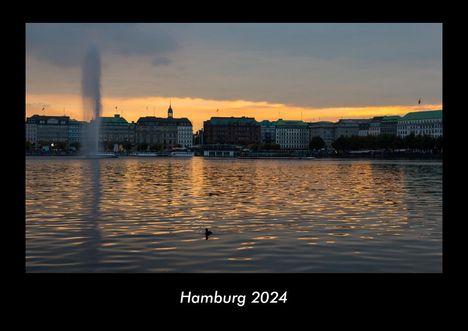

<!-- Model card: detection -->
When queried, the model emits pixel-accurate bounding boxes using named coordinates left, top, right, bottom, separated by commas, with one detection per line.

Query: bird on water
left=205, top=228, right=213, bottom=240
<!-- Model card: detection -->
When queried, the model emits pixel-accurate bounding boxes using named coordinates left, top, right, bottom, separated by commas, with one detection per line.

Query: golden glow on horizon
left=26, top=93, right=442, bottom=131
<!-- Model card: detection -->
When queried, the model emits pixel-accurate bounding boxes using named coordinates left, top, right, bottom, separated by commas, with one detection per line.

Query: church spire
left=168, top=100, right=173, bottom=118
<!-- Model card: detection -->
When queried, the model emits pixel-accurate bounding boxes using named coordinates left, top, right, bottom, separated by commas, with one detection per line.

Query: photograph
left=25, top=22, right=443, bottom=274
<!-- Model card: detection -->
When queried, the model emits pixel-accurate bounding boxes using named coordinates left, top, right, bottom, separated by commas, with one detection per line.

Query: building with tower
left=135, top=103, right=193, bottom=150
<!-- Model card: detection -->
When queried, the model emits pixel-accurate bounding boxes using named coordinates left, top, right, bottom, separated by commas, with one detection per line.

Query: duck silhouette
left=205, top=228, right=213, bottom=240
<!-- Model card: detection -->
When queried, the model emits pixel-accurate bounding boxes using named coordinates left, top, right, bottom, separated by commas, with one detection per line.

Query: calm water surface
left=26, top=157, right=442, bottom=272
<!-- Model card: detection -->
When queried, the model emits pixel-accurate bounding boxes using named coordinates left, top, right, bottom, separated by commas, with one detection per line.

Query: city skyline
left=26, top=23, right=442, bottom=131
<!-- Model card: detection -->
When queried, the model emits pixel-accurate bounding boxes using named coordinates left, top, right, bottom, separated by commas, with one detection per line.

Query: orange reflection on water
left=26, top=157, right=442, bottom=272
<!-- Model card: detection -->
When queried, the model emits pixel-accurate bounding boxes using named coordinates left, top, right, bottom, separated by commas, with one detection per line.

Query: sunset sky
left=26, top=23, right=442, bottom=130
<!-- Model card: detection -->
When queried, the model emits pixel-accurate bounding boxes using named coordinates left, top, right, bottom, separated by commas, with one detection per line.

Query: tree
left=55, top=141, right=67, bottom=151
left=309, top=136, right=325, bottom=150
left=150, top=143, right=163, bottom=151
left=263, top=143, right=280, bottom=150
left=104, top=142, right=114, bottom=152
left=403, top=133, right=416, bottom=150
left=332, top=136, right=348, bottom=152
left=138, top=143, right=148, bottom=151
left=122, top=141, right=133, bottom=152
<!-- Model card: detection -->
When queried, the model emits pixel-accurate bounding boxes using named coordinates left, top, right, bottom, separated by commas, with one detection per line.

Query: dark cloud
left=26, top=23, right=442, bottom=109
left=26, top=23, right=178, bottom=67
left=169, top=23, right=442, bottom=67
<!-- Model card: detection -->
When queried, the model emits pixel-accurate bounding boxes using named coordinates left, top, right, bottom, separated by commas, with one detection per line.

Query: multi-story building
left=193, top=129, right=204, bottom=145
left=92, top=114, right=134, bottom=146
left=176, top=118, right=193, bottom=148
left=203, top=116, right=261, bottom=145
left=136, top=117, right=178, bottom=149
left=368, top=116, right=384, bottom=136
left=26, top=120, right=38, bottom=146
left=275, top=119, right=309, bottom=150
left=380, top=116, right=401, bottom=136
left=68, top=119, right=87, bottom=145
left=26, top=115, right=70, bottom=146
left=358, top=121, right=370, bottom=137
left=260, top=120, right=276, bottom=144
left=136, top=104, right=192, bottom=149
left=397, top=110, right=442, bottom=138
left=334, top=119, right=363, bottom=138
left=308, top=121, right=335, bottom=148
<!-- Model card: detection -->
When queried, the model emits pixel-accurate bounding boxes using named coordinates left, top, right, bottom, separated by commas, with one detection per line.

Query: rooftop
left=308, top=121, right=334, bottom=127
left=99, top=114, right=129, bottom=125
left=336, top=119, right=368, bottom=126
left=381, top=115, right=401, bottom=122
left=275, top=119, right=308, bottom=127
left=401, top=110, right=442, bottom=121
left=26, top=115, right=70, bottom=125
left=259, top=120, right=276, bottom=127
left=206, top=116, right=259, bottom=126
left=137, top=116, right=191, bottom=126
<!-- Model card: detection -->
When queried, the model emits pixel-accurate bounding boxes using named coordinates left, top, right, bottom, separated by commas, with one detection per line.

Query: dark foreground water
left=26, top=157, right=442, bottom=272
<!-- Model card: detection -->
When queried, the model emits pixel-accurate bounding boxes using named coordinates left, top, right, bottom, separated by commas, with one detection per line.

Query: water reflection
left=80, top=159, right=103, bottom=271
left=26, top=157, right=442, bottom=272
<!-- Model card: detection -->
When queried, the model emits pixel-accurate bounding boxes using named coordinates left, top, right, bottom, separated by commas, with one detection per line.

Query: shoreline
left=25, top=154, right=442, bottom=161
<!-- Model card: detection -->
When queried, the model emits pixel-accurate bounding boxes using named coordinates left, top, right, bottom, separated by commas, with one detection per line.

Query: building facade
left=136, top=105, right=192, bottom=149
left=358, top=121, right=370, bottom=137
left=92, top=114, right=134, bottom=146
left=203, top=117, right=261, bottom=145
left=308, top=121, right=335, bottom=148
left=193, top=129, right=204, bottom=145
left=368, top=116, right=384, bottom=136
left=26, top=121, right=37, bottom=145
left=275, top=120, right=309, bottom=150
left=397, top=110, right=442, bottom=138
left=68, top=120, right=87, bottom=145
left=176, top=118, right=193, bottom=148
left=136, top=117, right=178, bottom=149
left=260, top=120, right=276, bottom=144
left=26, top=115, right=70, bottom=146
left=380, top=116, right=401, bottom=136
left=334, top=119, right=362, bottom=139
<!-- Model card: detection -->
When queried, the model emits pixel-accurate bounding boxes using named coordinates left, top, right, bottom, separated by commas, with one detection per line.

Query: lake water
left=26, top=157, right=442, bottom=273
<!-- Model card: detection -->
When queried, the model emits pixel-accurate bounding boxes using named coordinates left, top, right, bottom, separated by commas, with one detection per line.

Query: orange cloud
left=26, top=93, right=442, bottom=131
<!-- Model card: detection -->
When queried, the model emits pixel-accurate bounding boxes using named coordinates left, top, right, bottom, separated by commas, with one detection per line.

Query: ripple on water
left=26, top=157, right=442, bottom=272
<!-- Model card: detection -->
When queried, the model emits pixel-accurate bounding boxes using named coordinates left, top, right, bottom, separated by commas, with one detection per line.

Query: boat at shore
left=133, top=152, right=159, bottom=157
left=171, top=151, right=194, bottom=157
left=237, top=156, right=315, bottom=160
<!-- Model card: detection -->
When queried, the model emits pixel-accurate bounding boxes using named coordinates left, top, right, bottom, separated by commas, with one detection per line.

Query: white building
left=275, top=119, right=309, bottom=150
left=177, top=124, right=193, bottom=148
left=397, top=110, right=442, bottom=138
left=168, top=103, right=193, bottom=148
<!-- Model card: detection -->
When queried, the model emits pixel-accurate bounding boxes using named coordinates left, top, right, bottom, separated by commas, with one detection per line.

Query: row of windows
left=281, top=145, right=308, bottom=148
left=399, top=130, right=442, bottom=134
left=399, top=125, right=441, bottom=130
